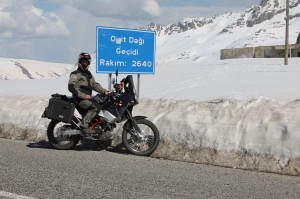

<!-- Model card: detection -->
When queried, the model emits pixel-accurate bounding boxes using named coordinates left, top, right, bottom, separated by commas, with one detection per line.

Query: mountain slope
left=145, top=0, right=300, bottom=64
left=1, top=0, right=300, bottom=79
left=0, top=58, right=74, bottom=80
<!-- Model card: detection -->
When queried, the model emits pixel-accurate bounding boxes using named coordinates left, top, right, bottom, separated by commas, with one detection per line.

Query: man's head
left=78, top=52, right=91, bottom=71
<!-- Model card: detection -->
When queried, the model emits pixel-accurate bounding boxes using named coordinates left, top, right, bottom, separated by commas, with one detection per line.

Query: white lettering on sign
left=132, top=60, right=152, bottom=67
left=111, top=36, right=126, bottom=44
left=110, top=35, right=145, bottom=46
left=116, top=47, right=139, bottom=56
left=99, top=59, right=126, bottom=67
left=129, top=37, right=144, bottom=45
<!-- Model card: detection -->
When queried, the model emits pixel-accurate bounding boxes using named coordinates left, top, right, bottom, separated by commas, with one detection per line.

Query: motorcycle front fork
left=125, top=110, right=142, bottom=134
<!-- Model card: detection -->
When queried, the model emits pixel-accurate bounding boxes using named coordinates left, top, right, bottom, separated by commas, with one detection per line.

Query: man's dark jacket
left=68, top=69, right=107, bottom=101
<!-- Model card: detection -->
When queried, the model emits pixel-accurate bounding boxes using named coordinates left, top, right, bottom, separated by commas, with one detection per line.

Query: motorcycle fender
left=123, top=116, right=147, bottom=131
left=132, top=116, right=147, bottom=120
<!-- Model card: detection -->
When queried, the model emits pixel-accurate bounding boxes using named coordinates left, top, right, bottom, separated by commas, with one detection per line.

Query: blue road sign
left=96, top=26, right=156, bottom=74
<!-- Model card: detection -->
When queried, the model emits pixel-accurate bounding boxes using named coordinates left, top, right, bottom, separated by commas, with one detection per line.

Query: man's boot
left=82, top=127, right=95, bottom=135
left=81, top=115, right=95, bottom=135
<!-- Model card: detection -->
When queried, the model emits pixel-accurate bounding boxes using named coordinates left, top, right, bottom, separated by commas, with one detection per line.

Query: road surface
left=0, top=138, right=299, bottom=199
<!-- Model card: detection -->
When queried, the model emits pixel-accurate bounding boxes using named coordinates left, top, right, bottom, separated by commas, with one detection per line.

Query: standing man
left=68, top=52, right=109, bottom=135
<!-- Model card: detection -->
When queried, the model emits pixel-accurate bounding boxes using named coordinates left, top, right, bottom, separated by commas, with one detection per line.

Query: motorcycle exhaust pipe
left=61, top=129, right=81, bottom=136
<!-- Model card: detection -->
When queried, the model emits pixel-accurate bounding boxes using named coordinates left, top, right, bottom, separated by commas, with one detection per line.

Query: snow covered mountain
left=0, top=57, right=74, bottom=80
left=145, top=0, right=300, bottom=64
left=1, top=0, right=300, bottom=80
left=147, top=0, right=299, bottom=36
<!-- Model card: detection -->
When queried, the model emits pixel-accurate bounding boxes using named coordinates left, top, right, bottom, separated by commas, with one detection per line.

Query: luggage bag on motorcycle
left=43, top=94, right=75, bottom=123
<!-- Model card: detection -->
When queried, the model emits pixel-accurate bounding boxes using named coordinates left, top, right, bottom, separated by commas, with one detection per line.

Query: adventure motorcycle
left=42, top=71, right=160, bottom=156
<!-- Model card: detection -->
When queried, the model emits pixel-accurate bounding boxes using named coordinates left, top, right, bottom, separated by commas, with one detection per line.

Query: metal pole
left=284, top=0, right=290, bottom=65
left=137, top=74, right=140, bottom=99
left=108, top=73, right=112, bottom=91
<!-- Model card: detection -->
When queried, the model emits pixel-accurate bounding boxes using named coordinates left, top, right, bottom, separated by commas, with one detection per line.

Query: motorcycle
left=42, top=70, right=160, bottom=156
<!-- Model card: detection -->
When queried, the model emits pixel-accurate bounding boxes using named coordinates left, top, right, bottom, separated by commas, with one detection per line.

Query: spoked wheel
left=47, top=120, right=80, bottom=150
left=122, top=119, right=160, bottom=156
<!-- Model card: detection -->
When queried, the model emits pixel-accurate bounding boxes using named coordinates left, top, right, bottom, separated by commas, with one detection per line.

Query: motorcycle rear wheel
left=47, top=119, right=80, bottom=150
left=122, top=118, right=160, bottom=156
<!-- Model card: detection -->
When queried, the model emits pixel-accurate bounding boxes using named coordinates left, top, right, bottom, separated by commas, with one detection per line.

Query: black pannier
left=42, top=94, right=75, bottom=123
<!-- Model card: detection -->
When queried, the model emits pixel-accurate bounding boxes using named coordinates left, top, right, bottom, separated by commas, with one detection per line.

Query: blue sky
left=0, top=0, right=261, bottom=64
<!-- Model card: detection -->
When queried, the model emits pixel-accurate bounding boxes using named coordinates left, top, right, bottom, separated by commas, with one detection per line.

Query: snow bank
left=1, top=96, right=300, bottom=175
left=136, top=98, right=300, bottom=175
left=0, top=96, right=49, bottom=141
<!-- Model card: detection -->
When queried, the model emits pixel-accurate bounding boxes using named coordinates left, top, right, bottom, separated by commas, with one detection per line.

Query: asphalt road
left=0, top=138, right=300, bottom=199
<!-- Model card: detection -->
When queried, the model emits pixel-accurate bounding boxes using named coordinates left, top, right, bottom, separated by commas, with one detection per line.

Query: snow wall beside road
left=0, top=96, right=300, bottom=175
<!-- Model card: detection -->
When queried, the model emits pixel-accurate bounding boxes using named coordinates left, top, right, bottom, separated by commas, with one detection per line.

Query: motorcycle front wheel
left=47, top=120, right=80, bottom=150
left=122, top=118, right=160, bottom=156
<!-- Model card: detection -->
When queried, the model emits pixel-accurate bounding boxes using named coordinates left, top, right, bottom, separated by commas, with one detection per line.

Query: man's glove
left=85, top=95, right=91, bottom=100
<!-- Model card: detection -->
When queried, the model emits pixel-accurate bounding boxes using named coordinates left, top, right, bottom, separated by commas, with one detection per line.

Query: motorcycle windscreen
left=126, top=75, right=138, bottom=99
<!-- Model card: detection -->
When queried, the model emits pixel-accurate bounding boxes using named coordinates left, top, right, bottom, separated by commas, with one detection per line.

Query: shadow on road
left=26, top=139, right=129, bottom=155
left=26, top=140, right=54, bottom=149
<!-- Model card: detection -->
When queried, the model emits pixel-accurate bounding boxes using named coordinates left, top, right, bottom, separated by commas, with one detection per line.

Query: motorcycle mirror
left=115, top=69, right=118, bottom=82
